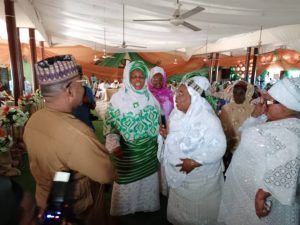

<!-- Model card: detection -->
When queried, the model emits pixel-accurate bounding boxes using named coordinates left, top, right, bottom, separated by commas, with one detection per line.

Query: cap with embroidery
left=35, top=55, right=79, bottom=86
left=268, top=77, right=300, bottom=111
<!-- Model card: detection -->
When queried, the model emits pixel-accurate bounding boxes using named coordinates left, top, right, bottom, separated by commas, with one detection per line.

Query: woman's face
left=152, top=73, right=163, bottom=89
left=175, top=84, right=191, bottom=113
left=130, top=69, right=145, bottom=90
left=233, top=86, right=246, bottom=104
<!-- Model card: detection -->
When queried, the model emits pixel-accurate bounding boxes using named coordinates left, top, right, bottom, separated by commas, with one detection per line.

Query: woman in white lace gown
left=159, top=76, right=226, bottom=225
left=218, top=77, right=300, bottom=225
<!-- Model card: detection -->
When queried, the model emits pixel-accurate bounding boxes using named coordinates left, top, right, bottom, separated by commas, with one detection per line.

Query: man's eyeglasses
left=66, top=79, right=87, bottom=88
left=265, top=100, right=280, bottom=105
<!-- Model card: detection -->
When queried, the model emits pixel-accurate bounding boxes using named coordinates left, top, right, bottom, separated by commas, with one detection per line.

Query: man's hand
left=251, top=96, right=267, bottom=118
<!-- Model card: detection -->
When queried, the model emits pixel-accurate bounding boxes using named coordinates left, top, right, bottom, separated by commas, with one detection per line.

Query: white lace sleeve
left=261, top=124, right=300, bottom=206
left=105, top=134, right=120, bottom=153
left=263, top=158, right=300, bottom=205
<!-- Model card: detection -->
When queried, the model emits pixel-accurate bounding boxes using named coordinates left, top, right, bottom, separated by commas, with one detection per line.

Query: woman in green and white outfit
left=104, top=61, right=161, bottom=216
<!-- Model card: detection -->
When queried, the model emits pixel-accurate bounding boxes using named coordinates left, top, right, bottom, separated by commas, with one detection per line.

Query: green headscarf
left=125, top=60, right=150, bottom=99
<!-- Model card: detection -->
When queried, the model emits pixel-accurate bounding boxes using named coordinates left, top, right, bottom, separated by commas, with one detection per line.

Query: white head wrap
left=184, top=76, right=210, bottom=95
left=268, top=77, right=300, bottom=112
left=109, top=61, right=159, bottom=114
left=162, top=76, right=225, bottom=188
left=149, top=66, right=166, bottom=78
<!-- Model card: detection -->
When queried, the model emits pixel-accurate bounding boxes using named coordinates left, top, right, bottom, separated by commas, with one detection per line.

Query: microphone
left=160, top=110, right=166, bottom=127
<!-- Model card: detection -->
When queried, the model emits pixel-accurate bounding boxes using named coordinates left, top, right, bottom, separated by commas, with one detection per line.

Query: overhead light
left=93, top=54, right=99, bottom=62
left=93, top=42, right=99, bottom=62
left=173, top=57, right=178, bottom=64
left=124, top=52, right=131, bottom=61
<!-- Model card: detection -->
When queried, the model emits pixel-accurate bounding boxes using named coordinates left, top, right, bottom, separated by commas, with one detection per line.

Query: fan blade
left=182, top=21, right=201, bottom=31
left=126, top=44, right=147, bottom=48
left=133, top=19, right=171, bottom=22
left=180, top=6, right=204, bottom=19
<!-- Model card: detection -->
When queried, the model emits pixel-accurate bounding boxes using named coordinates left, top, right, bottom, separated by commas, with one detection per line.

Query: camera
left=43, top=171, right=73, bottom=225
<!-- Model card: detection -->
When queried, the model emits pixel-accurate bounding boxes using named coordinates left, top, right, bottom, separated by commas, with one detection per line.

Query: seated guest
left=23, top=55, right=115, bottom=224
left=159, top=76, right=226, bottom=225
left=218, top=77, right=300, bottom=225
left=110, top=79, right=120, bottom=89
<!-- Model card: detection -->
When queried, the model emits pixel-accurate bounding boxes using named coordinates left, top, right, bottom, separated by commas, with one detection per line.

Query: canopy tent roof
left=1, top=0, right=300, bottom=58
left=1, top=42, right=299, bottom=82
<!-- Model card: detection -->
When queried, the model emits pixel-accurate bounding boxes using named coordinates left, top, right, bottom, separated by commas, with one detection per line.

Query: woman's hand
left=176, top=158, right=201, bottom=174
left=112, top=146, right=123, bottom=157
left=251, top=97, right=266, bottom=118
left=255, top=188, right=272, bottom=218
left=159, top=124, right=168, bottom=139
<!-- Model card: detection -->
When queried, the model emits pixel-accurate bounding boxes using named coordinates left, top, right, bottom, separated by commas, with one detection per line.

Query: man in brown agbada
left=23, top=55, right=115, bottom=224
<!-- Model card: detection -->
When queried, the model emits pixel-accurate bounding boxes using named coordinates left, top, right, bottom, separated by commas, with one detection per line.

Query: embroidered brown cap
left=35, top=55, right=79, bottom=86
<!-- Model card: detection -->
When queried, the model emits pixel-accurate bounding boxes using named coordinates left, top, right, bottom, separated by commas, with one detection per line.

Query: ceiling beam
left=15, top=0, right=50, bottom=44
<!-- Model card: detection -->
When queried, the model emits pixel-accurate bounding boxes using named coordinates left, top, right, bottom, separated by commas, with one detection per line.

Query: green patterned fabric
left=104, top=104, right=160, bottom=184
left=112, top=136, right=158, bottom=184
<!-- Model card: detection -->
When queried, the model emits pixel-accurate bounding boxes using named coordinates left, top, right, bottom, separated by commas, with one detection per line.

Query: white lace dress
left=218, top=118, right=300, bottom=225
left=158, top=87, right=226, bottom=225
left=110, top=172, right=160, bottom=216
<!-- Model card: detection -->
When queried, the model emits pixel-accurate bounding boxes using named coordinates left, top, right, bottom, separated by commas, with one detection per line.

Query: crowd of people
left=1, top=54, right=299, bottom=225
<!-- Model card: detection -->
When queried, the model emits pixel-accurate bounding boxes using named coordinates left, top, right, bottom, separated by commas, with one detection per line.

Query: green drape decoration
left=258, top=70, right=268, bottom=80
left=97, top=53, right=125, bottom=68
left=229, top=66, right=241, bottom=81
left=128, top=53, right=156, bottom=68
left=167, top=66, right=209, bottom=83
left=97, top=52, right=155, bottom=68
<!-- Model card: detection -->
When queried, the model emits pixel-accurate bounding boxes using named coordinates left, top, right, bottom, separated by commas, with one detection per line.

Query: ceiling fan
left=120, top=4, right=146, bottom=49
left=133, top=0, right=204, bottom=31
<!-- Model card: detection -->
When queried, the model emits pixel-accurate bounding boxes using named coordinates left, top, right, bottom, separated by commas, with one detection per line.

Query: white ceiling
left=1, top=0, right=300, bottom=58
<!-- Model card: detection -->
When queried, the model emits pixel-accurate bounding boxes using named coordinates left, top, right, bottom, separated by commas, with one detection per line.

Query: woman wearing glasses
left=218, top=77, right=300, bottom=225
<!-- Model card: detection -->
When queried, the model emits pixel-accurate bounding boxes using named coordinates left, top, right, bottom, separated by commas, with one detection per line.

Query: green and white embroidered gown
left=104, top=61, right=161, bottom=216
